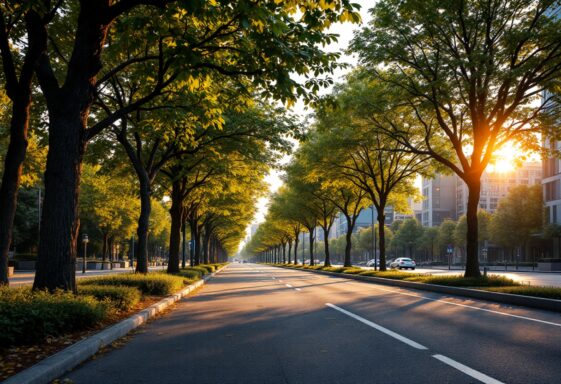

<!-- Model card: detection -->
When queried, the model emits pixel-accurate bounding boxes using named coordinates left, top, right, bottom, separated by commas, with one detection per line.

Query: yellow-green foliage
left=78, top=285, right=142, bottom=310
left=80, top=273, right=186, bottom=295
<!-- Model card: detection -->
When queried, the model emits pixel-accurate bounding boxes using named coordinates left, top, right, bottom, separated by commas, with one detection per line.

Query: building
left=456, top=162, right=542, bottom=217
left=334, top=206, right=394, bottom=238
left=421, top=162, right=542, bottom=226
left=421, top=174, right=457, bottom=227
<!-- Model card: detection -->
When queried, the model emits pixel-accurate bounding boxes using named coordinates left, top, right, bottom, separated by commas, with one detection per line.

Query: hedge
left=78, top=285, right=142, bottom=310
left=79, top=273, right=186, bottom=295
left=0, top=287, right=107, bottom=347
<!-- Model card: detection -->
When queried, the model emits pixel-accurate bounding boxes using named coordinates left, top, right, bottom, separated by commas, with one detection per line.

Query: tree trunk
left=203, top=230, right=211, bottom=264
left=323, top=227, right=331, bottom=267
left=0, top=99, right=31, bottom=285
left=377, top=206, right=387, bottom=271
left=194, top=227, right=202, bottom=265
left=101, top=231, right=109, bottom=269
left=33, top=113, right=86, bottom=292
left=344, top=217, right=353, bottom=267
left=282, top=242, right=286, bottom=263
left=167, top=180, right=182, bottom=273
left=135, top=177, right=152, bottom=273
left=465, top=178, right=482, bottom=277
left=287, top=239, right=292, bottom=264
left=293, top=236, right=299, bottom=265
left=309, top=231, right=314, bottom=266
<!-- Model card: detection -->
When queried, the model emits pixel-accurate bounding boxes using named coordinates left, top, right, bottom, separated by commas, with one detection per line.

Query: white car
left=390, top=257, right=416, bottom=270
left=366, top=259, right=379, bottom=267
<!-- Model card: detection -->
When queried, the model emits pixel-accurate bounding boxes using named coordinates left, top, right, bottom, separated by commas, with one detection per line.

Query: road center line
left=432, top=354, right=504, bottom=384
left=326, top=303, right=427, bottom=350
left=349, top=282, right=561, bottom=328
left=286, top=284, right=293, bottom=288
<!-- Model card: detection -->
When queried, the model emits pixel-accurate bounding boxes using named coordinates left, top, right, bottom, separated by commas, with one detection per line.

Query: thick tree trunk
left=135, top=178, right=152, bottom=273
left=465, top=178, right=482, bottom=277
left=377, top=206, right=387, bottom=271
left=193, top=226, right=202, bottom=265
left=0, top=99, right=31, bottom=286
left=34, top=114, right=86, bottom=292
left=287, top=239, right=292, bottom=264
left=282, top=242, right=286, bottom=263
left=167, top=180, right=182, bottom=274
left=323, top=227, right=331, bottom=267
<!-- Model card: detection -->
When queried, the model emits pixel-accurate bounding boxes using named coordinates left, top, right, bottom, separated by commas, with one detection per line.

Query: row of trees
left=246, top=182, right=544, bottom=267
left=0, top=0, right=362, bottom=290
left=244, top=0, right=561, bottom=277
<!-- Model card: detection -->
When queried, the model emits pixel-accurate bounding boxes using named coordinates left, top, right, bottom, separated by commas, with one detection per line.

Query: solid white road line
left=286, top=284, right=293, bottom=288
left=432, top=354, right=504, bottom=384
left=356, top=284, right=561, bottom=328
left=326, top=303, right=427, bottom=350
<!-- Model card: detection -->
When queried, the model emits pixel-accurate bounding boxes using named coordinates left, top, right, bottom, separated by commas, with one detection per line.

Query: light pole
left=82, top=234, right=89, bottom=274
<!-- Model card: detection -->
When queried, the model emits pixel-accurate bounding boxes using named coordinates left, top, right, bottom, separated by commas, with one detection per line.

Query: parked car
left=389, top=257, right=416, bottom=270
left=366, top=259, right=379, bottom=267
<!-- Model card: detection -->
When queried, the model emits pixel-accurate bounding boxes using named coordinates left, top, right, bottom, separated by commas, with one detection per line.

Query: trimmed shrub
left=358, top=270, right=421, bottom=280
left=177, top=268, right=204, bottom=280
left=188, top=266, right=211, bottom=275
left=484, top=286, right=561, bottom=300
left=78, top=285, right=141, bottom=310
left=342, top=267, right=364, bottom=274
left=0, top=287, right=107, bottom=347
left=80, top=273, right=185, bottom=295
left=407, top=274, right=518, bottom=287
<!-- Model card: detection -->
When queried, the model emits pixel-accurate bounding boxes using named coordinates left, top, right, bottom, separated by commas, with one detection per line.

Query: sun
left=487, top=143, right=521, bottom=173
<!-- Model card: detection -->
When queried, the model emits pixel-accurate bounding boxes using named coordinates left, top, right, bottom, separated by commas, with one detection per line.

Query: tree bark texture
left=167, top=180, right=183, bottom=273
left=465, top=178, right=482, bottom=277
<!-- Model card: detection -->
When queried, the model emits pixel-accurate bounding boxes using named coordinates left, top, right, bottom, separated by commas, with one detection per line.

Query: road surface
left=64, top=263, right=561, bottom=383
left=9, top=266, right=166, bottom=287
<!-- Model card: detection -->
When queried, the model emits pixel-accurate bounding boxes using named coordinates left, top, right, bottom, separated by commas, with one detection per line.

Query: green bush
left=359, top=270, right=423, bottom=280
left=0, top=287, right=108, bottom=347
left=342, top=267, right=364, bottom=274
left=188, top=266, right=211, bottom=275
left=78, top=285, right=141, bottom=311
left=177, top=268, right=204, bottom=280
left=323, top=267, right=346, bottom=273
left=199, top=264, right=216, bottom=273
left=407, top=274, right=518, bottom=287
left=80, top=273, right=185, bottom=295
left=484, top=286, right=561, bottom=300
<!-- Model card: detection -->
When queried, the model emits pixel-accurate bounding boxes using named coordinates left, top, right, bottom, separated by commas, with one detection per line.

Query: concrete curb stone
left=276, top=265, right=561, bottom=313
left=3, top=265, right=228, bottom=384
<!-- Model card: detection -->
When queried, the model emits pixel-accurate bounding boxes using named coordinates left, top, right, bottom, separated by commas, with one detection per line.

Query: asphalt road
left=64, top=263, right=561, bottom=383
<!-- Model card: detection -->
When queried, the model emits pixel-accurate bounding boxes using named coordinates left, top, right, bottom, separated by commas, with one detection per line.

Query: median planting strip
left=272, top=264, right=561, bottom=313
left=2, top=264, right=228, bottom=384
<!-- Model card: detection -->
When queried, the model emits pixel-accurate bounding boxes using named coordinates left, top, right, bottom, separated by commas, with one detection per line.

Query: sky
left=242, top=1, right=375, bottom=245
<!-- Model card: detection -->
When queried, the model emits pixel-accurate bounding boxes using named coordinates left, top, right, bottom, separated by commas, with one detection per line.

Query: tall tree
left=32, top=0, right=359, bottom=291
left=353, top=0, right=561, bottom=276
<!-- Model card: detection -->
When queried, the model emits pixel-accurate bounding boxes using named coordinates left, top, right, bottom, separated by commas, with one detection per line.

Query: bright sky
left=240, top=1, right=375, bottom=248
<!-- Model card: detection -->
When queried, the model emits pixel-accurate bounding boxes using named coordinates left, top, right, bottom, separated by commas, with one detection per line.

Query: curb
left=275, top=266, right=561, bottom=313
left=3, top=265, right=228, bottom=384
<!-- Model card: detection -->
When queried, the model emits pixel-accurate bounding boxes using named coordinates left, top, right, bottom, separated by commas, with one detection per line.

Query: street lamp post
left=82, top=234, right=89, bottom=274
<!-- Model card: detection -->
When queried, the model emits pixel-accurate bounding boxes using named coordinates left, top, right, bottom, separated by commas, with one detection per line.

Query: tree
left=353, top=0, right=561, bottom=276
left=313, top=73, right=429, bottom=270
left=0, top=4, right=50, bottom=285
left=437, top=219, right=457, bottom=262
left=419, top=227, right=439, bottom=262
left=392, top=218, right=423, bottom=259
left=490, top=185, right=543, bottom=259
left=454, top=210, right=492, bottom=260
left=32, top=0, right=360, bottom=291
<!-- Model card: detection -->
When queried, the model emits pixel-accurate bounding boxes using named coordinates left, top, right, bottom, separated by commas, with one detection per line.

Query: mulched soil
left=0, top=296, right=163, bottom=381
